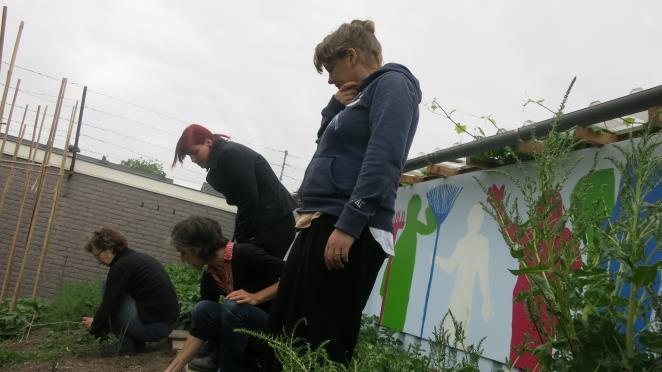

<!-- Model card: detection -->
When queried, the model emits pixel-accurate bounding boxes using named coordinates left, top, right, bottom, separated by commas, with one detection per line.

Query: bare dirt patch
left=1, top=327, right=174, bottom=371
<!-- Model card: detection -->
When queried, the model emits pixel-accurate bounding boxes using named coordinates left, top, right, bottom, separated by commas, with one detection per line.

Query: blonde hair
left=314, top=19, right=382, bottom=73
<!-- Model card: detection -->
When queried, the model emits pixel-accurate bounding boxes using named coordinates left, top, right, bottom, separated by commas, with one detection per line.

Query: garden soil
left=1, top=328, right=175, bottom=371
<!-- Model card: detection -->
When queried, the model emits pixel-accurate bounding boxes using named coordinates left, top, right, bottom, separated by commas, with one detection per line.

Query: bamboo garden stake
left=1, top=106, right=42, bottom=302
left=9, top=78, right=66, bottom=310
left=32, top=102, right=78, bottom=297
left=0, top=78, right=21, bottom=155
left=0, top=103, right=28, bottom=214
left=0, top=6, right=7, bottom=79
left=0, top=19, right=23, bottom=145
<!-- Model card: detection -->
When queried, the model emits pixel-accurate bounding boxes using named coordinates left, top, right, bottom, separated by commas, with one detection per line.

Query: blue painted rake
left=420, top=183, right=463, bottom=337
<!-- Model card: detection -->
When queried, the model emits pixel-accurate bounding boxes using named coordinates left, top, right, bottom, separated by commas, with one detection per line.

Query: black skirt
left=267, top=214, right=387, bottom=365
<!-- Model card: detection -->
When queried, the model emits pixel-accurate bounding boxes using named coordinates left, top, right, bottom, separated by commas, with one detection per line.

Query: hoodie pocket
left=300, top=156, right=350, bottom=197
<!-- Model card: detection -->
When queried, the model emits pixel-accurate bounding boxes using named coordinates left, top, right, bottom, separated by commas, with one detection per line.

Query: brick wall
left=0, top=156, right=235, bottom=300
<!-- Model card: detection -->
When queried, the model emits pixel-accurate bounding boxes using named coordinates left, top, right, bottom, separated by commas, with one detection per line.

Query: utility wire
left=3, top=62, right=308, bottom=183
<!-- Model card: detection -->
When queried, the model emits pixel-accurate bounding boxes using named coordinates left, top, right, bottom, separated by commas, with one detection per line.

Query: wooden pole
left=0, top=159, right=49, bottom=166
left=1, top=106, right=41, bottom=302
left=35, top=106, right=48, bottom=150
left=0, top=78, right=20, bottom=155
left=26, top=106, right=42, bottom=161
left=0, top=105, right=29, bottom=302
left=32, top=102, right=77, bottom=298
left=0, top=163, right=59, bottom=174
left=0, top=104, right=28, bottom=216
left=0, top=6, right=8, bottom=83
left=0, top=20, right=23, bottom=135
left=9, top=78, right=66, bottom=310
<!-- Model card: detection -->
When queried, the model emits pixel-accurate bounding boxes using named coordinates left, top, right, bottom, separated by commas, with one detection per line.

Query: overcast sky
left=1, top=0, right=660, bottom=191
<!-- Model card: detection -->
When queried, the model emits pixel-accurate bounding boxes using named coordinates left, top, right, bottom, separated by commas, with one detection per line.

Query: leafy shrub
left=44, top=281, right=101, bottom=330
left=0, top=298, right=46, bottom=339
left=165, top=263, right=201, bottom=328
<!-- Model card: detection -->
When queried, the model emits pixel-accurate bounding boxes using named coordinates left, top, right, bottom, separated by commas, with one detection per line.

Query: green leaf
left=630, top=262, right=661, bottom=286
left=622, top=117, right=636, bottom=126
left=509, top=246, right=524, bottom=260
left=454, top=123, right=467, bottom=134
left=477, top=127, right=486, bottom=137
left=639, top=331, right=662, bottom=354
left=508, top=263, right=549, bottom=275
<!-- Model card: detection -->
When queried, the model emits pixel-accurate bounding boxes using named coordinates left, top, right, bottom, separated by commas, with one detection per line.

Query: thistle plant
left=480, top=77, right=661, bottom=371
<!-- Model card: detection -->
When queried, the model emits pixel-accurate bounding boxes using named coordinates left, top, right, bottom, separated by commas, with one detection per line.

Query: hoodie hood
left=361, top=63, right=422, bottom=103
left=302, top=62, right=422, bottom=238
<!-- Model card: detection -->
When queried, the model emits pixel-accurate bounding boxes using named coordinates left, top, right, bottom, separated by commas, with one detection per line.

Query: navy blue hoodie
left=299, top=63, right=421, bottom=238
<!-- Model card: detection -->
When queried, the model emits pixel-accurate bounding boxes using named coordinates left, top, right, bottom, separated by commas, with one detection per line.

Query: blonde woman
left=268, top=19, right=422, bottom=365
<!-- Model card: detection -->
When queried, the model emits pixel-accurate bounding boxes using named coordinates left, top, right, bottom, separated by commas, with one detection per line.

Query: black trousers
left=250, top=213, right=296, bottom=259
left=267, top=214, right=387, bottom=365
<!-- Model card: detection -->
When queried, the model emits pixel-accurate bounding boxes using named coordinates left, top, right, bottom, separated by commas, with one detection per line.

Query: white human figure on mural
left=435, top=203, right=494, bottom=337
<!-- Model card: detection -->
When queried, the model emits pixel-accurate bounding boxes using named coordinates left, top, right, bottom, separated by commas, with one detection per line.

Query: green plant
left=428, top=99, right=519, bottom=164
left=0, top=349, right=31, bottom=368
left=238, top=314, right=483, bottom=371
left=120, top=157, right=166, bottom=177
left=481, top=78, right=661, bottom=370
left=427, top=312, right=484, bottom=372
left=0, top=298, right=46, bottom=339
left=239, top=319, right=345, bottom=372
left=44, top=281, right=101, bottom=330
left=165, top=263, right=201, bottom=328
left=352, top=316, right=432, bottom=371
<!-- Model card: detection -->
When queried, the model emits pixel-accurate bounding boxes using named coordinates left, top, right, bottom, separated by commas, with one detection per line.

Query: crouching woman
left=164, top=216, right=283, bottom=372
left=81, top=227, right=180, bottom=356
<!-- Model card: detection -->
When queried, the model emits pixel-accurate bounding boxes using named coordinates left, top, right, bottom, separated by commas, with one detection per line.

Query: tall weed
left=481, top=81, right=661, bottom=370
left=44, top=281, right=101, bottom=330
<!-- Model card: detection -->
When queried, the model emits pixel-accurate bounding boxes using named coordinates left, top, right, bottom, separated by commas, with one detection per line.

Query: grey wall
left=0, top=158, right=235, bottom=300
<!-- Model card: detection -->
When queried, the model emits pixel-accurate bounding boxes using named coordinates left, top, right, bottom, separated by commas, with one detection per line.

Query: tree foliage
left=120, top=157, right=166, bottom=177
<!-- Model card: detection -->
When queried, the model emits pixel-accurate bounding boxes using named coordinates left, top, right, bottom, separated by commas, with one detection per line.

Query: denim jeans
left=190, top=300, right=268, bottom=372
left=112, top=295, right=174, bottom=344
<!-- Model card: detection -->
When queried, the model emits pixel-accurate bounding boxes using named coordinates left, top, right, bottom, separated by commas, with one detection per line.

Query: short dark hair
left=170, top=216, right=229, bottom=262
left=83, top=227, right=128, bottom=254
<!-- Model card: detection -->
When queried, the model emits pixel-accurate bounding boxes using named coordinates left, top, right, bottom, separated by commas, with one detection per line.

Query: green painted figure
left=571, top=168, right=615, bottom=248
left=379, top=194, right=437, bottom=332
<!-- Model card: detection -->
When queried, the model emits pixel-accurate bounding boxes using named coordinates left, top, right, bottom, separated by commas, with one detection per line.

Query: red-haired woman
left=173, top=125, right=295, bottom=370
left=173, top=124, right=295, bottom=259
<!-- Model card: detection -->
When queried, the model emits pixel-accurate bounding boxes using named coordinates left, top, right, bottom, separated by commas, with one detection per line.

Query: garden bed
left=0, top=327, right=172, bottom=371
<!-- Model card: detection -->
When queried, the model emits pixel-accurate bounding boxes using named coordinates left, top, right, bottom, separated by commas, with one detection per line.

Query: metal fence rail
left=403, top=85, right=662, bottom=172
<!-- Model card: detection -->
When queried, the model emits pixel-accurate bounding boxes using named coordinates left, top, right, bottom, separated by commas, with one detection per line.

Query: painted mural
left=363, top=138, right=661, bottom=367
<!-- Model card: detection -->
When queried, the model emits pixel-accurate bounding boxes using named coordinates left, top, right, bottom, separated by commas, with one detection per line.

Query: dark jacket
left=299, top=63, right=422, bottom=238
left=205, top=139, right=295, bottom=244
left=200, top=243, right=284, bottom=312
left=91, top=249, right=180, bottom=337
